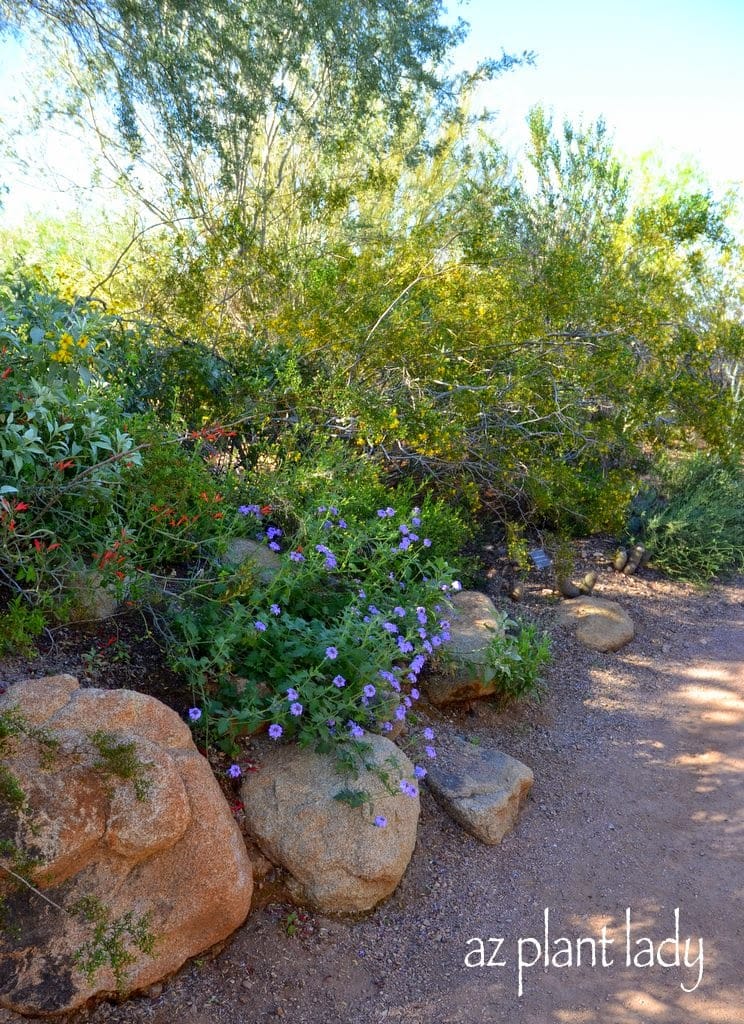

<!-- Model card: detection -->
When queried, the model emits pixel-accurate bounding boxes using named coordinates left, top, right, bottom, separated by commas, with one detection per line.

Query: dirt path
left=8, top=572, right=744, bottom=1024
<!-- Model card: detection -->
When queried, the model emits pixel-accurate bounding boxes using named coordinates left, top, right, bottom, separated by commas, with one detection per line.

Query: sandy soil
left=2, top=560, right=743, bottom=1024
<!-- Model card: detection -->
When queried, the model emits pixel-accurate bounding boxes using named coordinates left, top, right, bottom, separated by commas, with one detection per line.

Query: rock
left=240, top=734, right=419, bottom=913
left=556, top=597, right=635, bottom=652
left=425, top=591, right=505, bottom=706
left=426, top=738, right=533, bottom=844
left=0, top=676, right=252, bottom=1017
left=557, top=578, right=581, bottom=599
left=66, top=571, right=118, bottom=622
left=223, top=538, right=281, bottom=580
left=509, top=584, right=524, bottom=602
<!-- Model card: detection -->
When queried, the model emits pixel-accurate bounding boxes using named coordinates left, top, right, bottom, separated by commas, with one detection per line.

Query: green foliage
left=634, top=455, right=744, bottom=584
left=168, top=495, right=461, bottom=754
left=89, top=731, right=153, bottom=801
left=0, top=597, right=46, bottom=657
left=71, top=896, right=155, bottom=992
left=485, top=616, right=551, bottom=703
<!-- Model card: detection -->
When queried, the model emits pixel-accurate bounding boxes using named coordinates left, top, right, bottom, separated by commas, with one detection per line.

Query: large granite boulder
left=556, top=596, right=635, bottom=652
left=223, top=538, right=281, bottom=581
left=426, top=590, right=506, bottom=705
left=0, top=675, right=253, bottom=1017
left=427, top=738, right=533, bottom=844
left=240, top=734, right=419, bottom=914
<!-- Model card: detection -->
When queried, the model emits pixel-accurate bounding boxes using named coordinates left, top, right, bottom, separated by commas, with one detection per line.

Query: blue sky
left=453, top=0, right=743, bottom=190
left=0, top=0, right=742, bottom=224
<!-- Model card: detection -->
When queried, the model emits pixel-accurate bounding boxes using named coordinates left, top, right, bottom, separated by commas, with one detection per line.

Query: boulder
left=556, top=596, right=635, bottom=652
left=240, top=734, right=419, bottom=913
left=427, top=738, right=533, bottom=844
left=426, top=590, right=506, bottom=705
left=66, top=571, right=118, bottom=622
left=0, top=676, right=253, bottom=1017
left=223, top=538, right=281, bottom=580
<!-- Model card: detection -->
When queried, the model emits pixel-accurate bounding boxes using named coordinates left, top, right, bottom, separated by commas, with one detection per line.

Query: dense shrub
left=633, top=455, right=744, bottom=584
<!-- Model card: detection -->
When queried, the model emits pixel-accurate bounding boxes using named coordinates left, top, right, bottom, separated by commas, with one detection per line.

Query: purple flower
left=254, top=620, right=267, bottom=631
left=414, top=765, right=427, bottom=779
left=398, top=537, right=411, bottom=551
left=324, top=555, right=338, bottom=570
left=397, top=637, right=414, bottom=654
left=416, top=607, right=427, bottom=625
left=363, top=683, right=376, bottom=699
left=379, top=670, right=397, bottom=685
left=441, top=631, right=451, bottom=643
left=374, top=815, right=387, bottom=828
left=404, top=696, right=412, bottom=708
left=368, top=604, right=380, bottom=615
left=348, top=720, right=364, bottom=739
left=266, top=526, right=282, bottom=540
left=317, top=505, right=327, bottom=513
left=333, top=675, right=346, bottom=688
left=338, top=519, right=347, bottom=529
left=410, top=687, right=420, bottom=700
left=322, top=520, right=332, bottom=530
left=358, top=589, right=366, bottom=599
left=329, top=506, right=339, bottom=516
left=423, top=538, right=432, bottom=547
left=377, top=509, right=387, bottom=518
left=409, top=533, right=419, bottom=542
left=399, top=779, right=418, bottom=798
left=393, top=606, right=406, bottom=617
left=188, top=707, right=202, bottom=722
left=411, top=654, right=426, bottom=674
left=452, top=580, right=462, bottom=591
left=412, top=516, right=422, bottom=527
left=315, top=543, right=330, bottom=555
left=383, top=621, right=398, bottom=633
left=425, top=745, right=437, bottom=759
left=325, top=646, right=338, bottom=660
left=385, top=507, right=395, bottom=517
left=238, top=504, right=260, bottom=516
left=268, top=541, right=281, bottom=551
left=270, top=603, right=281, bottom=615
left=395, top=705, right=406, bottom=721
left=423, top=640, right=433, bottom=653
left=289, top=550, right=305, bottom=562
left=399, top=524, right=410, bottom=535
left=269, top=723, right=283, bottom=739
left=227, top=764, right=242, bottom=779
left=431, top=635, right=442, bottom=648
left=423, top=727, right=435, bottom=741
left=381, top=721, right=393, bottom=732
left=290, top=701, right=303, bottom=716
left=286, top=687, right=299, bottom=701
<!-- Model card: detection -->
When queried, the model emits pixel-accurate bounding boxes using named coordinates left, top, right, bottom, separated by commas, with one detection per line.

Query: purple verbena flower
left=333, top=675, right=346, bottom=688
left=270, top=603, right=281, bottom=615
left=286, top=687, right=299, bottom=701
left=425, top=745, right=437, bottom=759
left=414, top=765, right=427, bottom=779
left=374, top=815, right=387, bottom=828
left=290, top=701, right=303, bottom=716
left=268, top=541, right=281, bottom=551
left=227, top=764, right=242, bottom=779
left=188, top=707, right=202, bottom=722
left=363, top=683, right=376, bottom=699
left=269, top=723, right=283, bottom=740
left=393, top=606, right=406, bottom=617
left=381, top=721, right=393, bottom=732
left=423, top=727, right=436, bottom=741
left=325, top=646, right=338, bottom=660
left=348, top=720, right=364, bottom=739
left=382, top=621, right=398, bottom=633
left=254, top=620, right=267, bottom=631
left=395, top=706, right=406, bottom=721
left=289, top=550, right=305, bottom=562
left=423, top=538, right=432, bottom=547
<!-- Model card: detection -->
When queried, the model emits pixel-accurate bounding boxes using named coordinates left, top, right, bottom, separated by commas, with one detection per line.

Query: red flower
left=1, top=367, right=11, bottom=380
left=14, top=502, right=28, bottom=512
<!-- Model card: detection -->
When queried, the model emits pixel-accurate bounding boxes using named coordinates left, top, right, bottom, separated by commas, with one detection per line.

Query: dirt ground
left=2, top=554, right=743, bottom=1024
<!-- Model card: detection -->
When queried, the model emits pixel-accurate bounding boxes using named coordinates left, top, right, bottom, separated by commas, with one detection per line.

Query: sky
left=0, top=0, right=742, bottom=226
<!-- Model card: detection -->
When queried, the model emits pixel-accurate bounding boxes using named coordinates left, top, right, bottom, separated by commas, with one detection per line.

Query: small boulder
left=0, top=676, right=253, bottom=1017
left=427, top=738, right=533, bottom=844
left=556, top=596, right=635, bottom=652
left=66, top=571, right=118, bottom=622
left=223, top=538, right=281, bottom=581
left=240, top=734, right=419, bottom=914
left=426, top=590, right=505, bottom=705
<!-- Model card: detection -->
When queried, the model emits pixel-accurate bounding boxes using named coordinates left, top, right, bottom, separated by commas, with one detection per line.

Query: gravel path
left=5, top=569, right=744, bottom=1024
